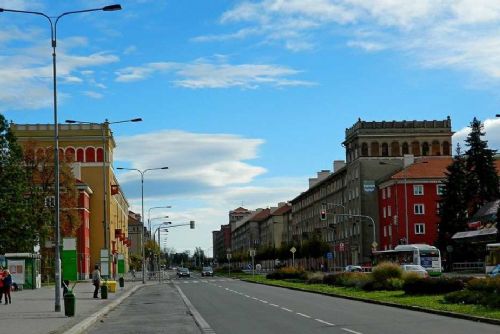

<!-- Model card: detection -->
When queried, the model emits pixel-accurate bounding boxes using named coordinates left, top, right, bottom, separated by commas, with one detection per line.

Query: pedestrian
left=92, top=265, right=101, bottom=298
left=3, top=269, right=12, bottom=304
left=0, top=267, right=4, bottom=303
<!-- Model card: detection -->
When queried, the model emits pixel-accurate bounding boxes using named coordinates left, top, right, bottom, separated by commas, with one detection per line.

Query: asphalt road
left=85, top=282, right=201, bottom=334
left=176, top=273, right=500, bottom=334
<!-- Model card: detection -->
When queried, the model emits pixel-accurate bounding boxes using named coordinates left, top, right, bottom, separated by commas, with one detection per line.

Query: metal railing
left=452, top=262, right=484, bottom=273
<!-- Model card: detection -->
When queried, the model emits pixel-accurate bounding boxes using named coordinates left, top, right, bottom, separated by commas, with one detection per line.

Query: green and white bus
left=485, top=243, right=500, bottom=274
left=373, top=244, right=442, bottom=276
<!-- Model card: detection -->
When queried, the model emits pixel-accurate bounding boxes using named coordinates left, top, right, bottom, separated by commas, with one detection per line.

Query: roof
left=451, top=227, right=497, bottom=239
left=473, top=199, right=500, bottom=219
left=231, top=207, right=249, bottom=213
left=271, top=204, right=291, bottom=216
left=391, top=157, right=452, bottom=180
left=250, top=208, right=271, bottom=222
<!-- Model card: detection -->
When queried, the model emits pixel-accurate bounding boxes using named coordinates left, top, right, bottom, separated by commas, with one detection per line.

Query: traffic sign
left=249, top=249, right=256, bottom=257
left=326, top=252, right=333, bottom=259
left=339, top=242, right=345, bottom=251
left=371, top=241, right=378, bottom=249
left=226, top=253, right=232, bottom=260
left=290, top=247, right=296, bottom=254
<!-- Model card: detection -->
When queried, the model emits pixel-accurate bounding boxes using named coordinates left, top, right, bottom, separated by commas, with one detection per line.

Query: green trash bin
left=119, top=277, right=124, bottom=288
left=64, top=291, right=75, bottom=317
left=101, top=284, right=108, bottom=299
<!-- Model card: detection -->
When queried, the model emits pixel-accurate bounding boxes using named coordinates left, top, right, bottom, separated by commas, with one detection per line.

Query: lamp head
left=131, top=118, right=142, bottom=122
left=103, top=4, right=122, bottom=11
left=161, top=166, right=169, bottom=170
left=65, top=120, right=77, bottom=124
left=0, top=8, right=4, bottom=12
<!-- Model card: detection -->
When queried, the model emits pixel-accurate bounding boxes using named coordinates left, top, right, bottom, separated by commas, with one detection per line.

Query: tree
left=0, top=115, right=36, bottom=253
left=437, top=144, right=469, bottom=252
left=464, top=117, right=500, bottom=213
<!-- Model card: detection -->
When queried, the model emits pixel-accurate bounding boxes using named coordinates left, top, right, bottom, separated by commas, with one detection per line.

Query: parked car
left=201, top=266, right=214, bottom=277
left=344, top=265, right=363, bottom=272
left=400, top=264, right=429, bottom=278
left=487, top=264, right=500, bottom=278
left=177, top=267, right=190, bottom=278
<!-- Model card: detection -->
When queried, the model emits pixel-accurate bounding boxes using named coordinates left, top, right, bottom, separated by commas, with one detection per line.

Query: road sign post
left=226, top=253, right=232, bottom=276
left=290, top=247, right=296, bottom=267
left=249, top=249, right=256, bottom=276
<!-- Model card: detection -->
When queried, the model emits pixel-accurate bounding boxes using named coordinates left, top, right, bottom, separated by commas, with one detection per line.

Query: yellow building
left=11, top=123, right=130, bottom=278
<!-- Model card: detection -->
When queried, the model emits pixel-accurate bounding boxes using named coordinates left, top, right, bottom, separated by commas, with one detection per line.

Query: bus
left=373, top=244, right=442, bottom=276
left=485, top=243, right=500, bottom=274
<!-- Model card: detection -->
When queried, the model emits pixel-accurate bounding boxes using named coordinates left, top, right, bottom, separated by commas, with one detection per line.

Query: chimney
left=333, top=160, right=346, bottom=172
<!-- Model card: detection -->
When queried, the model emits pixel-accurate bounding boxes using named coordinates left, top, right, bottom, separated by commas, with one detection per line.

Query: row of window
left=381, top=183, right=445, bottom=199
left=383, top=223, right=426, bottom=237
left=382, top=203, right=441, bottom=217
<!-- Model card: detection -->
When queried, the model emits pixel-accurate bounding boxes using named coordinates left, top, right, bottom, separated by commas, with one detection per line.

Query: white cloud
left=83, top=91, right=104, bottom=99
left=115, top=57, right=314, bottom=88
left=452, top=117, right=500, bottom=153
left=115, top=130, right=267, bottom=187
left=203, top=0, right=500, bottom=81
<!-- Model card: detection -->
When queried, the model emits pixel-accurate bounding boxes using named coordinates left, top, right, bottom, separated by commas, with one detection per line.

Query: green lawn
left=222, top=273, right=500, bottom=321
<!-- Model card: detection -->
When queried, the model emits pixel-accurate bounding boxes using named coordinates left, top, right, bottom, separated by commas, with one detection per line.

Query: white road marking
left=252, top=297, right=258, bottom=300
left=269, top=303, right=279, bottom=307
left=296, top=312, right=311, bottom=319
left=260, top=300, right=268, bottom=304
left=342, top=328, right=363, bottom=334
left=281, top=307, right=293, bottom=312
left=245, top=295, right=250, bottom=298
left=315, top=319, right=335, bottom=326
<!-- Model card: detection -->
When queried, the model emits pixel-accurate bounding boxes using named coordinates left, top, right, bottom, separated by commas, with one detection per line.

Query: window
left=436, top=202, right=442, bottom=215
left=382, top=188, right=386, bottom=199
left=388, top=205, right=392, bottom=217
left=383, top=207, right=387, bottom=218
left=414, top=204, right=425, bottom=215
left=415, top=223, right=425, bottom=234
left=387, top=187, right=391, bottom=198
left=437, top=184, right=445, bottom=195
left=383, top=226, right=387, bottom=237
left=413, top=185, right=424, bottom=195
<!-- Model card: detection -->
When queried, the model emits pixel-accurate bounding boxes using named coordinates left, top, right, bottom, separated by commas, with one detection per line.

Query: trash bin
left=63, top=291, right=75, bottom=317
left=101, top=284, right=108, bottom=299
left=119, top=277, right=124, bottom=288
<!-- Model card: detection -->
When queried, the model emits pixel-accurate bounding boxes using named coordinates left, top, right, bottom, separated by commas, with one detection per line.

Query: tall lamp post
left=148, top=206, right=172, bottom=233
left=65, top=118, right=141, bottom=275
left=116, top=166, right=169, bottom=284
left=0, top=4, right=122, bottom=312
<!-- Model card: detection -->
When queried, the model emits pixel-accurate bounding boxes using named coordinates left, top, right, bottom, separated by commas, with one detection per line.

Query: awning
left=451, top=227, right=497, bottom=239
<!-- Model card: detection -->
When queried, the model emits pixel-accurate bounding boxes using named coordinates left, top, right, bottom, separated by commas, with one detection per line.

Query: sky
left=2, top=0, right=500, bottom=257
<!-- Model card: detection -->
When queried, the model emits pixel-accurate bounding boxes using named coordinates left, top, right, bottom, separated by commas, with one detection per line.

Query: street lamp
left=0, top=4, right=122, bottom=313
left=333, top=214, right=377, bottom=251
left=322, top=202, right=346, bottom=272
left=116, top=166, right=169, bottom=284
left=148, top=206, right=172, bottom=233
left=65, top=118, right=142, bottom=265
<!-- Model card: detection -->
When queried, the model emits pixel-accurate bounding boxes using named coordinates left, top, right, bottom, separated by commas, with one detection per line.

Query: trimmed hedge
left=444, top=277, right=500, bottom=308
left=403, top=276, right=464, bottom=295
left=266, top=267, right=307, bottom=280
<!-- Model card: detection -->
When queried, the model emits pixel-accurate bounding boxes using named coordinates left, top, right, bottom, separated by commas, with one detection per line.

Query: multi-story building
left=11, top=123, right=130, bottom=278
left=291, top=118, right=453, bottom=267
left=231, top=209, right=271, bottom=253
left=259, top=203, right=291, bottom=249
left=212, top=207, right=251, bottom=263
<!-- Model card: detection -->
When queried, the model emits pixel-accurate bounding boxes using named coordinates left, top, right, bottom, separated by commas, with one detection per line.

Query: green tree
left=464, top=117, right=500, bottom=213
left=437, top=144, right=469, bottom=252
left=0, top=115, right=36, bottom=253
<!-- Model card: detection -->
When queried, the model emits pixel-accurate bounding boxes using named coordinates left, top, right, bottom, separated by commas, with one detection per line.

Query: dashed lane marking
left=342, top=328, right=363, bottom=334
left=269, top=303, right=279, bottom=307
left=315, top=319, right=335, bottom=326
left=281, top=307, right=293, bottom=312
left=296, top=312, right=311, bottom=319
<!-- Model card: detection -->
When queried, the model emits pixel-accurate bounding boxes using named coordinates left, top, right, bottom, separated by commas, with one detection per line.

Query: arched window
left=391, top=142, right=400, bottom=156
left=381, top=143, right=389, bottom=156
left=442, top=141, right=451, bottom=156
left=422, top=142, right=429, bottom=156
left=76, top=148, right=84, bottom=162
left=431, top=141, right=440, bottom=156
left=96, top=147, right=104, bottom=163
left=65, top=147, right=75, bottom=162
left=371, top=142, right=380, bottom=156
left=361, top=143, right=369, bottom=156
left=85, top=147, right=96, bottom=162
left=411, top=141, right=420, bottom=156
left=402, top=142, right=409, bottom=155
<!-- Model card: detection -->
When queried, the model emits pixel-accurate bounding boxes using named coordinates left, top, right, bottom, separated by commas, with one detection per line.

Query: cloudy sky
left=2, top=0, right=500, bottom=255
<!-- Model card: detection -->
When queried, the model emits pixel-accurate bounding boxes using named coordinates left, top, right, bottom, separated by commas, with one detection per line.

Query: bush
left=444, top=290, right=485, bottom=305
left=371, top=262, right=402, bottom=283
left=443, top=277, right=500, bottom=308
left=466, top=277, right=500, bottom=293
left=266, top=267, right=307, bottom=280
left=306, top=272, right=325, bottom=284
left=403, top=276, right=465, bottom=295
left=322, top=273, right=338, bottom=285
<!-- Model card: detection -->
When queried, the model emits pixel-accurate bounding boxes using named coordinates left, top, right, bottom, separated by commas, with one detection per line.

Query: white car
left=345, top=265, right=363, bottom=272
left=400, top=264, right=429, bottom=278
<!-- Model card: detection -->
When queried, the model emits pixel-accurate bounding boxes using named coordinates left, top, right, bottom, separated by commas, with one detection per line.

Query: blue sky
left=2, top=0, right=500, bottom=256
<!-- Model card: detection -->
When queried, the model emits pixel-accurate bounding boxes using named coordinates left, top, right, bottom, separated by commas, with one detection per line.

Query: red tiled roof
left=231, top=207, right=249, bottom=212
left=272, top=204, right=291, bottom=216
left=250, top=208, right=271, bottom=222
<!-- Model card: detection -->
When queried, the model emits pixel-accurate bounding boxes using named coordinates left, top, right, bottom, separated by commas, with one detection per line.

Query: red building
left=75, top=181, right=93, bottom=279
left=378, top=157, right=452, bottom=250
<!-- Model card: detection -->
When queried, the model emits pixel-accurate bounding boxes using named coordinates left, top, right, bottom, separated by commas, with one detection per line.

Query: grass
left=220, top=272, right=500, bottom=321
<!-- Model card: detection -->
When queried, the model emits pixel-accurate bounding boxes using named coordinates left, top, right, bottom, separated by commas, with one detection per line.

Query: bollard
left=101, top=284, right=108, bottom=299
left=63, top=291, right=76, bottom=317
left=119, top=277, right=124, bottom=288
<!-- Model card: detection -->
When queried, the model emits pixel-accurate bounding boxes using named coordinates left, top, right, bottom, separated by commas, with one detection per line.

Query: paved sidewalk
left=0, top=279, right=155, bottom=334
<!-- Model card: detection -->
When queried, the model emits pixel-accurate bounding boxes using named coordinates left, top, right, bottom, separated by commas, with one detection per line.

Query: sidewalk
left=0, top=278, right=153, bottom=334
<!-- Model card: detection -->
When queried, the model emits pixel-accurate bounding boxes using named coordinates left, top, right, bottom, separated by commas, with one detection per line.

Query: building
left=259, top=203, right=291, bottom=249
left=213, top=207, right=251, bottom=263
left=291, top=117, right=453, bottom=267
left=11, top=123, right=131, bottom=278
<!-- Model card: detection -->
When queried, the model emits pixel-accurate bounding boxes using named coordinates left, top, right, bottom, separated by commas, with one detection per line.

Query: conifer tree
left=464, top=117, right=500, bottom=213
left=0, top=115, right=36, bottom=253
left=437, top=144, right=468, bottom=252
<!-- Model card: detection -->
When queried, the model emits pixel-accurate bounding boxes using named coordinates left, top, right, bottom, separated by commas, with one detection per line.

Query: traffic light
left=190, top=220, right=195, bottom=229
left=320, top=210, right=327, bottom=221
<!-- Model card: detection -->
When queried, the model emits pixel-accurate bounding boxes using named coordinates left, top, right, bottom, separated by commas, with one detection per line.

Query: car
left=400, top=264, right=429, bottom=278
left=487, top=264, right=500, bottom=278
left=201, top=266, right=214, bottom=277
left=177, top=267, right=190, bottom=278
left=344, top=265, right=363, bottom=272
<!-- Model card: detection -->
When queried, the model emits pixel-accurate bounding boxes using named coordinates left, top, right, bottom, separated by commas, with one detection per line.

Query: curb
left=240, top=279, right=500, bottom=326
left=63, top=284, right=145, bottom=334
left=175, top=284, right=216, bottom=334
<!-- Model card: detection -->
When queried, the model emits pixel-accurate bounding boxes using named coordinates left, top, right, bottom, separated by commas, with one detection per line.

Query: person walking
left=0, top=267, right=4, bottom=303
left=3, top=269, right=12, bottom=304
left=92, top=265, right=101, bottom=298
